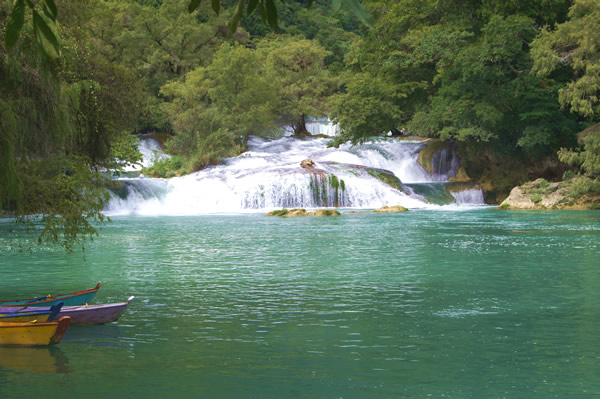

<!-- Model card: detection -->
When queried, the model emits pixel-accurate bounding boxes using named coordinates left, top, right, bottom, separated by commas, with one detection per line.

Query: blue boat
left=0, top=283, right=102, bottom=307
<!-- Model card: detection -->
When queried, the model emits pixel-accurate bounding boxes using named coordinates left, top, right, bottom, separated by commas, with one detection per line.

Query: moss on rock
left=373, top=205, right=409, bottom=213
left=266, top=208, right=341, bottom=217
left=367, top=169, right=403, bottom=191
left=309, top=209, right=341, bottom=216
left=417, top=139, right=447, bottom=175
left=448, top=166, right=471, bottom=182
left=499, top=176, right=600, bottom=210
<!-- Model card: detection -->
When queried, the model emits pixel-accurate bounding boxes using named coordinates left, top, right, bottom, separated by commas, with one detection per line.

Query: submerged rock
left=346, top=205, right=410, bottom=213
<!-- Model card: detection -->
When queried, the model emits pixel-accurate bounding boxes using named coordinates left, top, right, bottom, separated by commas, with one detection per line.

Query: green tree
left=1, top=0, right=143, bottom=251
left=5, top=0, right=373, bottom=61
left=531, top=0, right=600, bottom=177
left=160, top=43, right=280, bottom=171
left=262, top=36, right=337, bottom=135
left=329, top=70, right=406, bottom=145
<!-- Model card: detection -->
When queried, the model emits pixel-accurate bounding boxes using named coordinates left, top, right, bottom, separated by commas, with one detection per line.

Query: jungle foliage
left=1, top=0, right=599, bottom=251
left=330, top=0, right=598, bottom=196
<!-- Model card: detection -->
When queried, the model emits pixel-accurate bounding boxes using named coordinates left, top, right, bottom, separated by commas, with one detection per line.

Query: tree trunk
left=293, top=113, right=309, bottom=137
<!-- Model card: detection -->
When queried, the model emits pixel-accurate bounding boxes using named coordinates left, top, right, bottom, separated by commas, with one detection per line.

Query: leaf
left=257, top=0, right=267, bottom=24
left=344, top=0, right=374, bottom=28
left=43, top=0, right=57, bottom=20
left=307, top=0, right=314, bottom=8
left=227, top=0, right=245, bottom=34
left=5, top=0, right=25, bottom=50
left=211, top=0, right=220, bottom=15
left=32, top=10, right=60, bottom=60
left=265, top=0, right=278, bottom=29
left=331, top=0, right=341, bottom=11
left=247, top=0, right=259, bottom=15
left=188, top=0, right=201, bottom=13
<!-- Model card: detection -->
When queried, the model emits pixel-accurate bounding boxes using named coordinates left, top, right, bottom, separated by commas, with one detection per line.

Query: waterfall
left=106, top=135, right=486, bottom=215
left=431, top=145, right=460, bottom=181
left=122, top=136, right=170, bottom=172
left=451, top=189, right=485, bottom=205
left=305, top=119, right=339, bottom=137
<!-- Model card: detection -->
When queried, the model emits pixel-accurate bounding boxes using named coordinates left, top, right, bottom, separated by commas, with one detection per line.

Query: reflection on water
left=61, top=324, right=127, bottom=348
left=0, top=347, right=70, bottom=374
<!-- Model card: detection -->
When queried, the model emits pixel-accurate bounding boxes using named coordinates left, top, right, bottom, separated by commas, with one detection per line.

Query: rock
left=265, top=208, right=307, bottom=217
left=500, top=186, right=537, bottom=209
left=499, top=176, right=600, bottom=210
left=367, top=169, right=403, bottom=191
left=300, top=159, right=315, bottom=169
left=448, top=167, right=471, bottom=183
left=265, top=208, right=340, bottom=217
left=373, top=205, right=409, bottom=213
left=309, top=209, right=341, bottom=216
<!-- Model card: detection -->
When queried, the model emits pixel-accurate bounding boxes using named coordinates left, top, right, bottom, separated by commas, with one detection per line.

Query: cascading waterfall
left=106, top=124, right=486, bottom=215
left=430, top=145, right=461, bottom=181
left=451, top=189, right=485, bottom=205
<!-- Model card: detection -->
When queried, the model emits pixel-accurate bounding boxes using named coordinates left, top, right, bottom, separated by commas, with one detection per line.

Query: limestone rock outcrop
left=500, top=177, right=600, bottom=210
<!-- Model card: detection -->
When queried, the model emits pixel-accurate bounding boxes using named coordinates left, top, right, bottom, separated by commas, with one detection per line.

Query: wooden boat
left=56, top=296, right=134, bottom=324
left=0, top=316, right=72, bottom=346
left=0, top=296, right=134, bottom=325
left=0, top=303, right=63, bottom=323
left=0, top=282, right=102, bottom=307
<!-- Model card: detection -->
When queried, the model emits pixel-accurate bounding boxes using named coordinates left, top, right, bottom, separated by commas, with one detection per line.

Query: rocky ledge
left=499, top=177, right=600, bottom=210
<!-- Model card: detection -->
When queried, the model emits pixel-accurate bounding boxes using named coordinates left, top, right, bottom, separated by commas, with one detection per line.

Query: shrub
left=143, top=156, right=184, bottom=178
left=569, top=176, right=600, bottom=198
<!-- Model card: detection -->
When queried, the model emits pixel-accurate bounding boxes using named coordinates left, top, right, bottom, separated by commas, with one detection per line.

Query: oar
left=47, top=302, right=64, bottom=322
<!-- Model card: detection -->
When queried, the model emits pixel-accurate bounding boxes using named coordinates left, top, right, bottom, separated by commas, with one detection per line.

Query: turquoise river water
left=0, top=209, right=599, bottom=398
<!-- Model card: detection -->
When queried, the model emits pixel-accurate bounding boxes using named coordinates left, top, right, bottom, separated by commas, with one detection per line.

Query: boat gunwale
left=0, top=283, right=102, bottom=306
left=0, top=316, right=70, bottom=328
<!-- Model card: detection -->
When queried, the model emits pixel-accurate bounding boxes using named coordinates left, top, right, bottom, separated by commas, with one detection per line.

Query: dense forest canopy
left=1, top=0, right=599, bottom=250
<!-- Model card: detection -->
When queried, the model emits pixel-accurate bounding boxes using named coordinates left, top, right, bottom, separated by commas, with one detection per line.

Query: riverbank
left=499, top=176, right=600, bottom=210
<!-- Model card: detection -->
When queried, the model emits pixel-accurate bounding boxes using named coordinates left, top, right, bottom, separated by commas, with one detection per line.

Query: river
left=1, top=210, right=599, bottom=398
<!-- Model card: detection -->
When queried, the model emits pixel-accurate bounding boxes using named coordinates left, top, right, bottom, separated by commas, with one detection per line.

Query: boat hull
left=58, top=297, right=134, bottom=325
left=0, top=312, right=52, bottom=323
left=0, top=297, right=134, bottom=325
left=0, top=283, right=102, bottom=307
left=0, top=317, right=71, bottom=346
left=0, top=303, right=63, bottom=323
